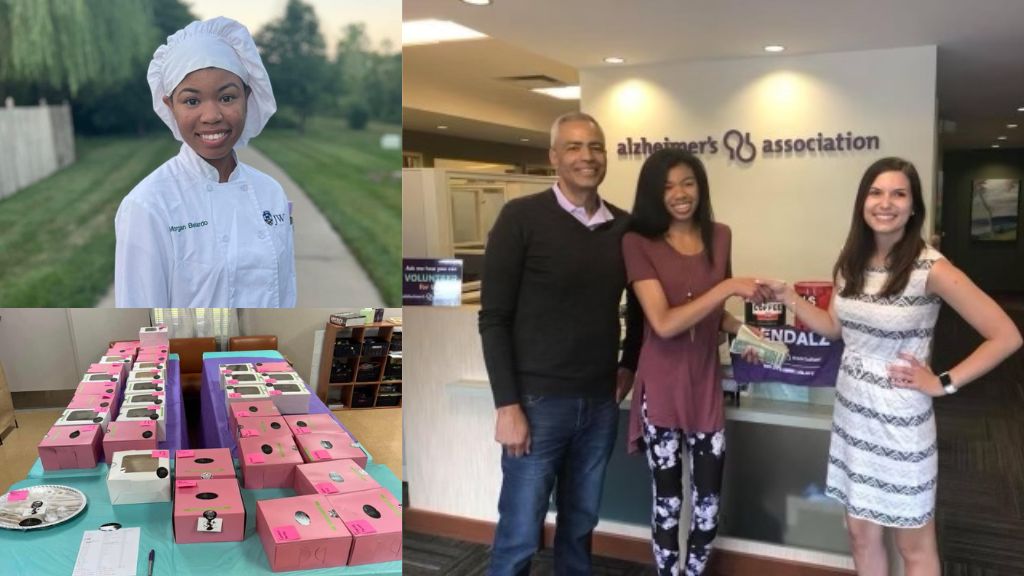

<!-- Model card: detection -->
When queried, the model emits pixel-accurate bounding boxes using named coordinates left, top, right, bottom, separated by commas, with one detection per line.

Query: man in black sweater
left=479, top=112, right=640, bottom=575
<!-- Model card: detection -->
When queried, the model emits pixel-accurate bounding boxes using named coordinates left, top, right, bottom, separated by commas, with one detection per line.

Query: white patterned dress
left=826, top=246, right=943, bottom=528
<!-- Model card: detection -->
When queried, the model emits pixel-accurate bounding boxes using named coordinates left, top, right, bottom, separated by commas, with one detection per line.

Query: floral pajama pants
left=641, top=394, right=725, bottom=576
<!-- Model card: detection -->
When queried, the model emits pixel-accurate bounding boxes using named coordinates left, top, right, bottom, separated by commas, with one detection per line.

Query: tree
left=255, top=0, right=328, bottom=133
left=333, top=24, right=400, bottom=129
left=0, top=0, right=158, bottom=97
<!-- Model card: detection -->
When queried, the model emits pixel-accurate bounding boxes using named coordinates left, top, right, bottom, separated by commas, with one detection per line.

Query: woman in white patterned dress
left=768, top=157, right=1021, bottom=575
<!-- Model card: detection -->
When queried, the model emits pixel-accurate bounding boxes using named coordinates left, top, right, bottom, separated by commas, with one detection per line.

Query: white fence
left=0, top=98, right=76, bottom=199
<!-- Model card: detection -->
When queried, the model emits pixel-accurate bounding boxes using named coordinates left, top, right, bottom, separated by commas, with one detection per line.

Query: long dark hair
left=629, top=148, right=716, bottom=264
left=833, top=157, right=926, bottom=297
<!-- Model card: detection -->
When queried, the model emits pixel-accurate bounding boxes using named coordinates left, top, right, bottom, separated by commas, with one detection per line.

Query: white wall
left=585, top=46, right=937, bottom=311
left=0, top=100, right=76, bottom=199
left=0, top=308, right=150, bottom=392
left=404, top=306, right=498, bottom=519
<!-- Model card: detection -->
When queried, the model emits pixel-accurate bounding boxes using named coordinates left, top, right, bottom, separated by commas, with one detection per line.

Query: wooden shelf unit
left=316, top=322, right=402, bottom=410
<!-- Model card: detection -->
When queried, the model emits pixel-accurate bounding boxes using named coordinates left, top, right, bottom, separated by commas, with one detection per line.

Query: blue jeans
left=488, top=395, right=619, bottom=576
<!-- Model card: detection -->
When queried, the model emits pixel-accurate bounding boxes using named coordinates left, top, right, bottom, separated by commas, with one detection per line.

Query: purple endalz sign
left=730, top=326, right=844, bottom=387
left=403, top=258, right=463, bottom=306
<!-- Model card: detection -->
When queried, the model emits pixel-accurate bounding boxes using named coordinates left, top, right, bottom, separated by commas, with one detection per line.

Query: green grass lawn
left=0, top=136, right=179, bottom=307
left=253, top=118, right=401, bottom=306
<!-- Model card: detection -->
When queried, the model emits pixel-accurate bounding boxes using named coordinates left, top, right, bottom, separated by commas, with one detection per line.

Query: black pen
left=147, top=549, right=155, bottom=576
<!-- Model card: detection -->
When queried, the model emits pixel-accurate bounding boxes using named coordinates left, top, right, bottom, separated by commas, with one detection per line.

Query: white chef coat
left=114, top=143, right=297, bottom=307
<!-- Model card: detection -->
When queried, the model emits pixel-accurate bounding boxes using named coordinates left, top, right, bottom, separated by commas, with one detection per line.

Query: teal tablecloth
left=0, top=462, right=401, bottom=575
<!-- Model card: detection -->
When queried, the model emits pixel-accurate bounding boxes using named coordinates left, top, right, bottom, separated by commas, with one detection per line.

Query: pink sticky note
left=177, top=450, right=195, bottom=458
left=146, top=406, right=159, bottom=411
left=228, top=379, right=238, bottom=384
left=315, top=482, right=339, bottom=495
left=346, top=520, right=377, bottom=535
left=272, top=525, right=299, bottom=542
left=152, top=391, right=164, bottom=397
left=247, top=453, right=265, bottom=464
left=176, top=480, right=197, bottom=489
left=234, top=411, right=248, bottom=419
left=265, top=379, right=277, bottom=384
left=313, top=450, right=331, bottom=461
left=241, top=429, right=259, bottom=438
left=221, top=368, right=230, bottom=373
left=7, top=489, right=28, bottom=502
left=269, top=390, right=282, bottom=396
left=228, top=393, right=241, bottom=399
left=151, top=450, right=169, bottom=458
left=139, top=421, right=155, bottom=428
left=294, top=427, right=309, bottom=435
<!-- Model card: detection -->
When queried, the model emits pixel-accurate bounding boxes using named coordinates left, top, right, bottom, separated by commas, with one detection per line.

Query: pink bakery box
left=238, top=436, right=304, bottom=489
left=283, top=414, right=348, bottom=438
left=255, top=494, right=352, bottom=572
left=253, top=361, right=294, bottom=373
left=228, top=399, right=280, bottom=432
left=75, top=381, right=120, bottom=397
left=237, top=416, right=292, bottom=441
left=109, top=340, right=141, bottom=350
left=86, top=363, right=125, bottom=376
left=38, top=424, right=103, bottom=470
left=135, top=352, right=169, bottom=363
left=294, top=432, right=368, bottom=468
left=326, top=488, right=402, bottom=565
left=173, top=478, right=245, bottom=543
left=106, top=345, right=138, bottom=356
left=103, top=420, right=158, bottom=465
left=68, top=394, right=117, bottom=413
left=293, top=459, right=380, bottom=497
left=79, top=372, right=120, bottom=385
left=175, top=448, right=236, bottom=481
left=138, top=345, right=169, bottom=355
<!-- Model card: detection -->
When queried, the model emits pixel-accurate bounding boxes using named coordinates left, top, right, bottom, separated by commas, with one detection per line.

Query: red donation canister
left=794, top=281, right=833, bottom=330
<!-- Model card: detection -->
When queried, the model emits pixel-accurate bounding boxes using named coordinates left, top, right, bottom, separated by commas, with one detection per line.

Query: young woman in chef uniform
left=115, top=17, right=296, bottom=307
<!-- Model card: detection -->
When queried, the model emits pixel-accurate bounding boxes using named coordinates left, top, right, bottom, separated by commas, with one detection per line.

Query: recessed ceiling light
left=1008, top=124, right=1018, bottom=129
left=997, top=135, right=1008, bottom=140
left=519, top=138, right=530, bottom=142
left=437, top=125, right=448, bottom=130
left=461, top=0, right=492, bottom=5
left=603, top=56, right=625, bottom=64
left=764, top=45, right=785, bottom=53
left=992, top=144, right=1001, bottom=148
left=531, top=86, right=581, bottom=100
left=1018, top=106, right=1024, bottom=112
left=402, top=19, right=487, bottom=46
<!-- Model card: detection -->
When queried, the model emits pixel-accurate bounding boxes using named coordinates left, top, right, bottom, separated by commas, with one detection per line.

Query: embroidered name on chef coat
left=169, top=221, right=209, bottom=233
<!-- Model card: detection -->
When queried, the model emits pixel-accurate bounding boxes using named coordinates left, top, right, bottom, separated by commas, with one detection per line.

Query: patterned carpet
left=404, top=300, right=1024, bottom=575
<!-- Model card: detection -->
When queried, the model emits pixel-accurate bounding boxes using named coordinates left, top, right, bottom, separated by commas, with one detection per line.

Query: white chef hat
left=147, top=17, right=276, bottom=147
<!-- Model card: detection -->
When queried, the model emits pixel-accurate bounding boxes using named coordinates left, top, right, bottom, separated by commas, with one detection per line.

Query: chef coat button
left=221, top=235, right=229, bottom=243
left=241, top=184, right=248, bottom=191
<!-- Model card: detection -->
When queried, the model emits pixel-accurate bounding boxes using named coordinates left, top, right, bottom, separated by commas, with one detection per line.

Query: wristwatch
left=938, top=371, right=957, bottom=395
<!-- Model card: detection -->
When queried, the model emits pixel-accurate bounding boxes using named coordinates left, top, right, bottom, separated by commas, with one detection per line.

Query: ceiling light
left=764, top=45, right=785, bottom=53
left=1018, top=106, right=1024, bottom=112
left=603, top=56, right=625, bottom=64
left=1008, top=124, right=1018, bottom=129
left=531, top=86, right=581, bottom=100
left=992, top=144, right=1001, bottom=148
left=519, top=138, right=530, bottom=142
left=997, top=135, right=1008, bottom=140
left=402, top=19, right=487, bottom=46
left=437, top=125, right=448, bottom=130
left=461, top=0, right=492, bottom=5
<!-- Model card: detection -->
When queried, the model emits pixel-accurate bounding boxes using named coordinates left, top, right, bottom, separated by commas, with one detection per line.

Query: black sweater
left=479, top=189, right=641, bottom=408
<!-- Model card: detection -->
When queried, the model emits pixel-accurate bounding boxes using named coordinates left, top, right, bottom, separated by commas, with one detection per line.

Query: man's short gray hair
left=549, top=112, right=603, bottom=148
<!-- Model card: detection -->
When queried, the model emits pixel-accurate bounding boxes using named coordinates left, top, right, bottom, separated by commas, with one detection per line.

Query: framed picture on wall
left=970, top=178, right=1019, bottom=242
